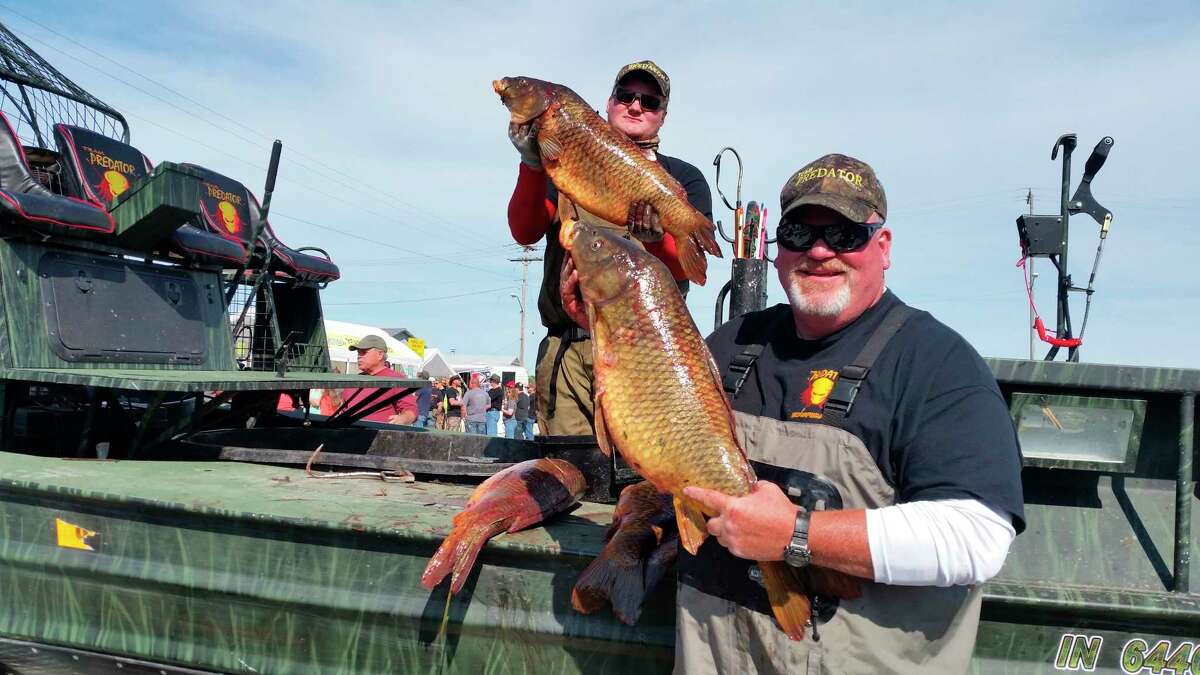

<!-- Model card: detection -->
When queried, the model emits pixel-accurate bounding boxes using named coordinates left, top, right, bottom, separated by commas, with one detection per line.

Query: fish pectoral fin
left=593, top=392, right=614, bottom=458
left=539, top=134, right=564, bottom=163
left=673, top=495, right=708, bottom=555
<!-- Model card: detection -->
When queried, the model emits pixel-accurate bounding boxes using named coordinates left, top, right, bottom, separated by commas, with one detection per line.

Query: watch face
left=784, top=546, right=811, bottom=568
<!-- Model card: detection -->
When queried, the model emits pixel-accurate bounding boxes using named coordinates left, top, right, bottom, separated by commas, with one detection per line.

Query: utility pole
left=508, top=246, right=542, bottom=367
left=1026, top=188, right=1037, bottom=360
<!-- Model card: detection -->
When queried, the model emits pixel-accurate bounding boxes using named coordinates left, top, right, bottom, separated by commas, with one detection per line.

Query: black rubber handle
left=1080, top=136, right=1114, bottom=184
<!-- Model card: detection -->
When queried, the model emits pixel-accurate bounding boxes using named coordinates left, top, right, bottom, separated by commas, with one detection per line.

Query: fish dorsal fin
left=539, top=134, right=564, bottom=163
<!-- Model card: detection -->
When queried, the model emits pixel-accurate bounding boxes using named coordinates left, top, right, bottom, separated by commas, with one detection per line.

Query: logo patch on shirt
left=791, top=369, right=839, bottom=420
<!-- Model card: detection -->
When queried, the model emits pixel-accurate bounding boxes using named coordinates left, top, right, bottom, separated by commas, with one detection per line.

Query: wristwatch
left=783, top=508, right=812, bottom=568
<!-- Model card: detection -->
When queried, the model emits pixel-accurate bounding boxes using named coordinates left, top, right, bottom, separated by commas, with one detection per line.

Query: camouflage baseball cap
left=614, top=60, right=670, bottom=99
left=779, top=154, right=887, bottom=223
left=348, top=334, right=388, bottom=353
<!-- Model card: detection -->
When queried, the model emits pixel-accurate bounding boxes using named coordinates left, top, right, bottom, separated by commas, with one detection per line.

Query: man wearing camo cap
left=678, top=154, right=1026, bottom=673
left=505, top=60, right=713, bottom=437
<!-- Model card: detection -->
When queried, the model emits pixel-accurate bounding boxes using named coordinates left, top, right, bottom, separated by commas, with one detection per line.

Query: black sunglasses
left=776, top=219, right=882, bottom=253
left=612, top=86, right=665, bottom=112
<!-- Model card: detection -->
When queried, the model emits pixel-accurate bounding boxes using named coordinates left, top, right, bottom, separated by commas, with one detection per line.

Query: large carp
left=560, top=218, right=814, bottom=640
left=421, top=458, right=586, bottom=595
left=493, top=75, right=721, bottom=285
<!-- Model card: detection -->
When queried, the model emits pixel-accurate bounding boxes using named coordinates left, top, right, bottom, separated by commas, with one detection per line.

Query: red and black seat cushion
left=248, top=194, right=339, bottom=283
left=54, top=124, right=152, bottom=207
left=179, top=163, right=256, bottom=258
left=0, top=112, right=114, bottom=237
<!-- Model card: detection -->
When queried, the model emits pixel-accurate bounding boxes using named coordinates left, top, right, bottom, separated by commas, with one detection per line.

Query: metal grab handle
left=712, top=147, right=743, bottom=213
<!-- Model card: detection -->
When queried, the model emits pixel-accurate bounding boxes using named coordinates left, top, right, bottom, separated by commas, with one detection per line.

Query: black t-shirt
left=539, top=153, right=713, bottom=331
left=706, top=291, right=1026, bottom=532
left=488, top=386, right=504, bottom=411
left=515, top=392, right=531, bottom=421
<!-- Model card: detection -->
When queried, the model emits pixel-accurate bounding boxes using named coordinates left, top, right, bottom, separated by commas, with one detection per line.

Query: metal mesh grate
left=0, top=22, right=128, bottom=148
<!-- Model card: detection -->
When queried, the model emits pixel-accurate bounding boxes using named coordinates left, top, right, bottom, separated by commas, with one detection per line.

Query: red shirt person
left=339, top=335, right=417, bottom=424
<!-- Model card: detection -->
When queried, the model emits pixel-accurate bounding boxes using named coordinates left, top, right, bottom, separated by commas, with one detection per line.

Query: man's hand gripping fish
left=560, top=217, right=860, bottom=640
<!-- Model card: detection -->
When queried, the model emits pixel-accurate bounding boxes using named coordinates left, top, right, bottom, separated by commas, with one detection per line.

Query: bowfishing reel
left=1015, top=134, right=1114, bottom=362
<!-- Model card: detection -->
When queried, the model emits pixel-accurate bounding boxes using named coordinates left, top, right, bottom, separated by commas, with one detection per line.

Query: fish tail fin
left=571, top=553, right=647, bottom=625
left=678, top=233, right=710, bottom=286
left=673, top=495, right=708, bottom=555
left=420, top=522, right=489, bottom=594
left=760, top=561, right=812, bottom=641
left=644, top=533, right=679, bottom=595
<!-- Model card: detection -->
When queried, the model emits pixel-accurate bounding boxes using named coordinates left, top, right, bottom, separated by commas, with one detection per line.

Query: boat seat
left=178, top=163, right=261, bottom=267
left=250, top=194, right=340, bottom=284
left=55, top=127, right=246, bottom=266
left=0, top=112, right=114, bottom=238
left=54, top=124, right=152, bottom=206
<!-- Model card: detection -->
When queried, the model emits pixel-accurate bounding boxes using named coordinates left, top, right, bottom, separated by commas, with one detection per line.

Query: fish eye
left=590, top=240, right=603, bottom=251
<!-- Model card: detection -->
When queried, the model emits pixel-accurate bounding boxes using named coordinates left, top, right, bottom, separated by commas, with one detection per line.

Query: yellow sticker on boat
left=55, top=518, right=98, bottom=551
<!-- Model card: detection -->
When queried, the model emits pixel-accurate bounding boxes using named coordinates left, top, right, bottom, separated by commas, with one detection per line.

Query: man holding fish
left=672, top=155, right=1026, bottom=673
left=502, top=61, right=714, bottom=437
left=494, top=65, right=1022, bottom=670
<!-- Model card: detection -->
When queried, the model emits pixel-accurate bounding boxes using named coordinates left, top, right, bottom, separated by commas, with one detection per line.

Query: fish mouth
left=492, top=79, right=506, bottom=95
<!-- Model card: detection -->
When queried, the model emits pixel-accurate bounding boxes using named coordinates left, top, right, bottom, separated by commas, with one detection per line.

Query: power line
left=0, top=8, right=507, bottom=251
left=325, top=286, right=516, bottom=306
left=273, top=211, right=517, bottom=280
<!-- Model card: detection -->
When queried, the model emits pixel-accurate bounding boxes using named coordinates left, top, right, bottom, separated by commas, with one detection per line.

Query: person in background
left=462, top=375, right=491, bottom=435
left=445, top=376, right=465, bottom=431
left=486, top=373, right=504, bottom=436
left=513, top=382, right=533, bottom=441
left=502, top=382, right=520, bottom=438
left=430, top=378, right=450, bottom=430
left=340, top=335, right=416, bottom=425
left=526, top=382, right=539, bottom=436
left=415, top=371, right=433, bottom=429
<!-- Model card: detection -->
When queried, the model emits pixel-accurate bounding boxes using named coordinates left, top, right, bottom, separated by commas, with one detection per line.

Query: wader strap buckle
left=723, top=345, right=764, bottom=397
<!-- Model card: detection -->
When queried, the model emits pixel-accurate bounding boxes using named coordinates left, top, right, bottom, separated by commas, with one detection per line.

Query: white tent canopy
left=420, top=349, right=456, bottom=378
left=324, top=319, right=423, bottom=376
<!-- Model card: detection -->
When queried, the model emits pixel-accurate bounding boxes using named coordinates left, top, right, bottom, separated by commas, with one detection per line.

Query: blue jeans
left=505, top=418, right=518, bottom=438
left=465, top=420, right=487, bottom=435
left=486, top=410, right=501, bottom=436
left=417, top=413, right=432, bottom=429
left=515, top=419, right=533, bottom=440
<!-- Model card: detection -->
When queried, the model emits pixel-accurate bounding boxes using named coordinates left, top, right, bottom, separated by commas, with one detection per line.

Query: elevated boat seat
left=54, top=126, right=242, bottom=267
left=54, top=124, right=152, bottom=206
left=249, top=194, right=340, bottom=284
left=175, top=163, right=265, bottom=268
left=0, top=112, right=114, bottom=238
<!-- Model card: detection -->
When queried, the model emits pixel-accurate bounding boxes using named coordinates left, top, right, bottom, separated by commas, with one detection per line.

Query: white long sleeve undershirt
left=864, top=498, right=1015, bottom=586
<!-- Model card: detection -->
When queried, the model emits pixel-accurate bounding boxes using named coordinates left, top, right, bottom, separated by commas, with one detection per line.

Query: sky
left=2, top=1, right=1197, bottom=369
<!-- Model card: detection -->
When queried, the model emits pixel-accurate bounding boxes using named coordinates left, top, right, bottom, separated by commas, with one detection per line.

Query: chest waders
left=676, top=304, right=982, bottom=675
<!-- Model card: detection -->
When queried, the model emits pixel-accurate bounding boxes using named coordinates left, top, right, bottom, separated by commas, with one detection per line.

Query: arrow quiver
left=713, top=147, right=771, bottom=329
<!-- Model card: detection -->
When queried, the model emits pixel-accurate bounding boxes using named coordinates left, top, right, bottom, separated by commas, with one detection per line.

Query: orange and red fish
left=421, top=458, right=586, bottom=595
left=572, top=481, right=677, bottom=625
left=493, top=75, right=721, bottom=285
left=561, top=218, right=863, bottom=640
